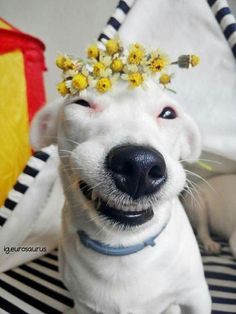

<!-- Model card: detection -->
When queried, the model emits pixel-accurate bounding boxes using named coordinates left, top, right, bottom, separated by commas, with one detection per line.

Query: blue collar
left=78, top=224, right=167, bottom=257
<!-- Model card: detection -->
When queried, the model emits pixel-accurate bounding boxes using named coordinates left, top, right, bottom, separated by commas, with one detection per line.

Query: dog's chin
left=79, top=180, right=154, bottom=228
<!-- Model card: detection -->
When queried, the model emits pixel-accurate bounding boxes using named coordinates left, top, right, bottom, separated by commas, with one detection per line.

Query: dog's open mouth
left=79, top=181, right=154, bottom=227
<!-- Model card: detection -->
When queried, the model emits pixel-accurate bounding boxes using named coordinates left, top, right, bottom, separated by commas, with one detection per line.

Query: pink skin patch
left=40, top=113, right=51, bottom=131
left=90, top=102, right=103, bottom=112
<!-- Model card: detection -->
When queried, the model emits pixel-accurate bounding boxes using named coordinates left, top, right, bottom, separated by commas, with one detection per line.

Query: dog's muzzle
left=79, top=180, right=154, bottom=227
left=106, top=145, right=167, bottom=200
left=79, top=145, right=166, bottom=227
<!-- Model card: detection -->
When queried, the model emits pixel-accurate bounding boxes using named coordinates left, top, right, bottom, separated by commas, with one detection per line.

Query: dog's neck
left=64, top=197, right=176, bottom=249
left=77, top=219, right=170, bottom=256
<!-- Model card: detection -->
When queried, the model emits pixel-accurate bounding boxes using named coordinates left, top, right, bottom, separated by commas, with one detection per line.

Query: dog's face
left=31, top=79, right=200, bottom=231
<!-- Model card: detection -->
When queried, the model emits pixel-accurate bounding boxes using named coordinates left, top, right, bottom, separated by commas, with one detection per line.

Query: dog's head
left=31, top=79, right=200, bottom=231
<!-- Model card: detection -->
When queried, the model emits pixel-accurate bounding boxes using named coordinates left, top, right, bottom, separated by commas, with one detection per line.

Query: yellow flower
left=132, top=43, right=144, bottom=50
left=148, top=50, right=169, bottom=72
left=72, top=73, right=88, bottom=91
left=128, top=72, right=144, bottom=87
left=63, top=58, right=74, bottom=70
left=111, top=58, right=123, bottom=72
left=149, top=58, right=167, bottom=72
left=56, top=55, right=66, bottom=69
left=57, top=81, right=69, bottom=96
left=56, top=55, right=74, bottom=70
left=93, top=62, right=106, bottom=77
left=96, top=77, right=112, bottom=93
left=87, top=45, right=99, bottom=59
left=106, top=39, right=120, bottom=55
left=128, top=48, right=144, bottom=65
left=191, top=55, right=200, bottom=67
left=159, top=73, right=171, bottom=86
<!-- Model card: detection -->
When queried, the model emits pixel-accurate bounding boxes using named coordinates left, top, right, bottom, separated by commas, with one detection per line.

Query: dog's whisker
left=185, top=178, right=200, bottom=197
left=64, top=179, right=79, bottom=193
left=58, top=155, right=72, bottom=159
left=41, top=135, right=80, bottom=146
left=184, top=169, right=216, bottom=193
left=183, top=184, right=195, bottom=206
left=185, top=178, right=202, bottom=209
left=185, top=179, right=200, bottom=202
left=181, top=188, right=197, bottom=210
left=59, top=149, right=73, bottom=156
left=65, top=167, right=85, bottom=171
left=183, top=180, right=202, bottom=209
left=71, top=206, right=111, bottom=235
left=182, top=187, right=197, bottom=209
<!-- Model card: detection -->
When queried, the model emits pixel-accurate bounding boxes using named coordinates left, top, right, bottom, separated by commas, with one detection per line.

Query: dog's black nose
left=106, top=145, right=167, bottom=199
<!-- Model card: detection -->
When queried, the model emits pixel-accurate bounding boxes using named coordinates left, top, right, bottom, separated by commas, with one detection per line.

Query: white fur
left=183, top=174, right=236, bottom=258
left=31, top=79, right=211, bottom=314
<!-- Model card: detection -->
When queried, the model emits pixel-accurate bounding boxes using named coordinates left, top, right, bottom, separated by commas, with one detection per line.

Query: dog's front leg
left=179, top=287, right=211, bottom=314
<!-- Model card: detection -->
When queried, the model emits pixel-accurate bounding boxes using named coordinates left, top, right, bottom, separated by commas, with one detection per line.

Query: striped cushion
left=98, top=0, right=135, bottom=42
left=0, top=241, right=235, bottom=313
left=0, top=150, right=50, bottom=229
left=208, top=0, right=236, bottom=58
left=99, top=0, right=236, bottom=60
left=201, top=239, right=236, bottom=313
left=0, top=250, right=73, bottom=314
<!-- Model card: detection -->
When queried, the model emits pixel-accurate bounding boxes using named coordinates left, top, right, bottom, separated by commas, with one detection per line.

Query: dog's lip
left=79, top=180, right=154, bottom=227
left=79, top=180, right=93, bottom=200
left=97, top=199, right=154, bottom=227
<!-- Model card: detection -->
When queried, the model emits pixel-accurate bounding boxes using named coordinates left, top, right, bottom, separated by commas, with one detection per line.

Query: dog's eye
left=159, top=107, right=177, bottom=119
left=74, top=99, right=90, bottom=107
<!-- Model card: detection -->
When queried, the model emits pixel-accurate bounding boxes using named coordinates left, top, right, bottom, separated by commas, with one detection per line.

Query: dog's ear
left=179, top=113, right=201, bottom=163
left=30, top=98, right=64, bottom=150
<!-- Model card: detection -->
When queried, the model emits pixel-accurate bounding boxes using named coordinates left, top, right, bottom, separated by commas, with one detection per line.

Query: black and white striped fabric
left=208, top=0, right=236, bottom=58
left=0, top=241, right=235, bottom=313
left=98, top=0, right=236, bottom=58
left=98, top=0, right=136, bottom=42
left=201, top=239, right=236, bottom=313
left=0, top=150, right=50, bottom=229
left=98, top=0, right=236, bottom=60
left=0, top=250, right=74, bottom=314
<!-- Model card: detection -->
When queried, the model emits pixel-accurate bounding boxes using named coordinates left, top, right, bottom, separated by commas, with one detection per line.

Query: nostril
left=148, top=165, right=164, bottom=180
left=108, top=158, right=134, bottom=176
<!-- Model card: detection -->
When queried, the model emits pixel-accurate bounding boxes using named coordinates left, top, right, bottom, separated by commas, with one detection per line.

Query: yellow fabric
left=0, top=19, right=12, bottom=30
left=0, top=50, right=31, bottom=206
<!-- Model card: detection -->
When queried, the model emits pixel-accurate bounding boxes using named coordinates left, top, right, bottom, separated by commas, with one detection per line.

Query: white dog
left=31, top=79, right=211, bottom=314
left=183, top=174, right=236, bottom=258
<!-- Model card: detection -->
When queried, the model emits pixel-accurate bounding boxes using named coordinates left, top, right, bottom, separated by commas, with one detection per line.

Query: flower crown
left=56, top=37, right=200, bottom=96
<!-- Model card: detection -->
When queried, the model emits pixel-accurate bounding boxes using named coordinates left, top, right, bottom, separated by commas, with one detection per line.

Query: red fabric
left=23, top=45, right=46, bottom=122
left=0, top=25, right=46, bottom=122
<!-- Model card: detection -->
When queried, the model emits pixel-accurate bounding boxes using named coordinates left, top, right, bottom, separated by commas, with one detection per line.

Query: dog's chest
left=60, top=202, right=199, bottom=314
left=88, top=261, right=177, bottom=314
left=62, top=236, right=185, bottom=314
